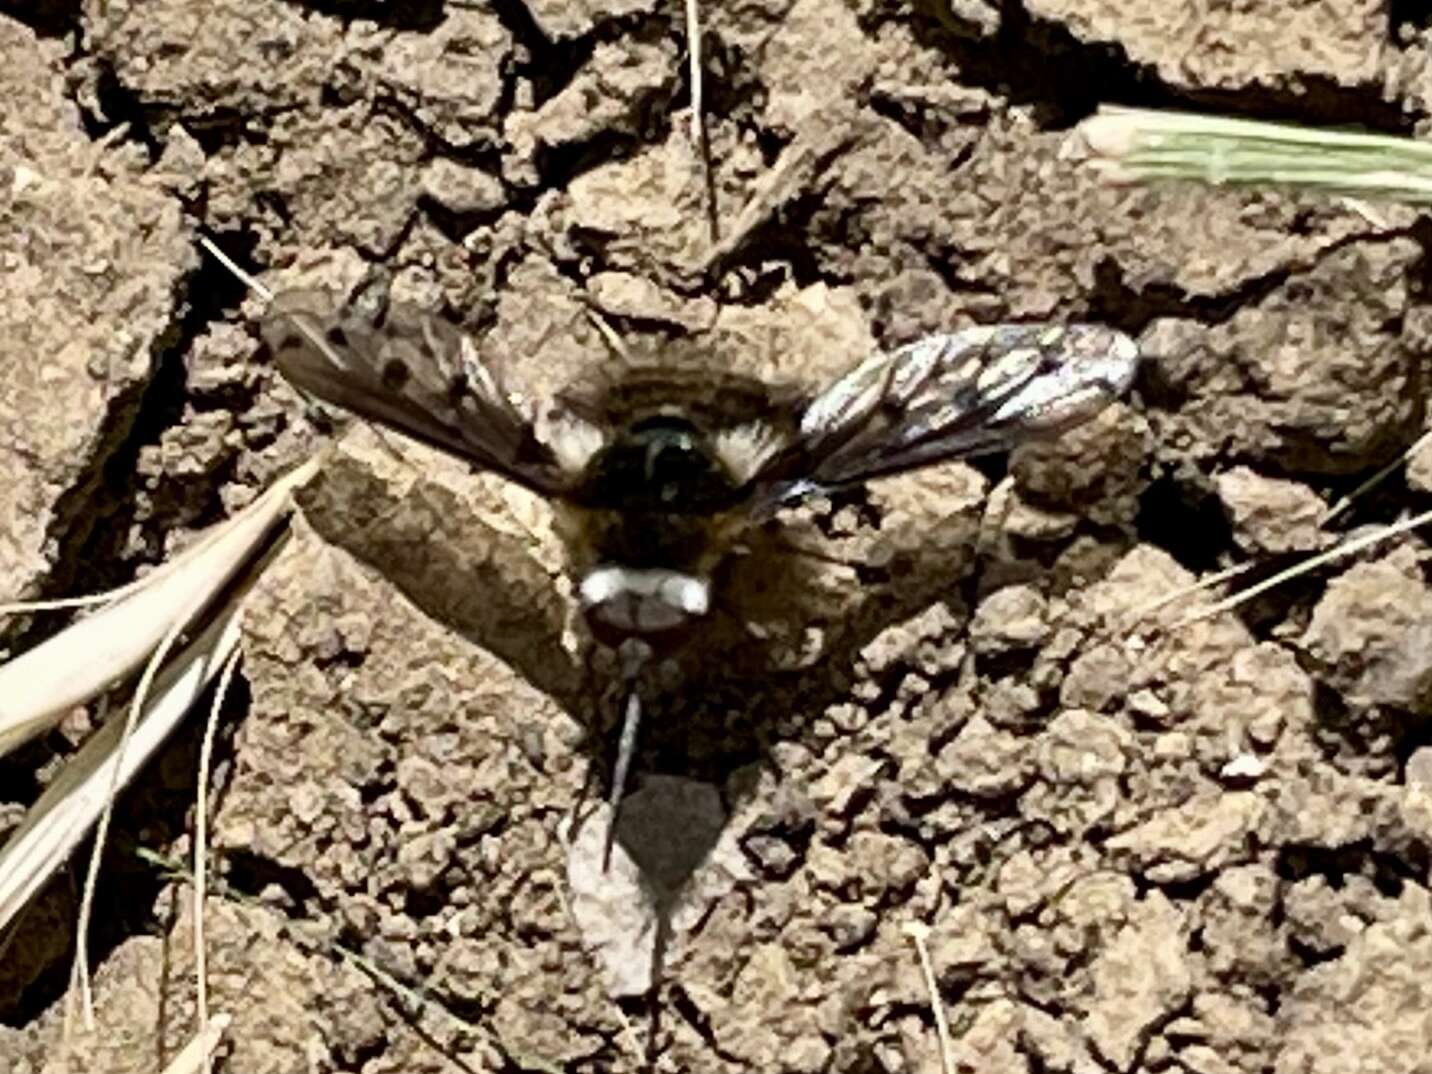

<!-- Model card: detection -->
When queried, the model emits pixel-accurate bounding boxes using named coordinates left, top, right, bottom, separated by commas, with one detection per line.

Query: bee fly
left=260, top=291, right=1139, bottom=854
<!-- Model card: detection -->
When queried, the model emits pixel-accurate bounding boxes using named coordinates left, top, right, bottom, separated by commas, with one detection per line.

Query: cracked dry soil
left=4, top=1, right=1432, bottom=1072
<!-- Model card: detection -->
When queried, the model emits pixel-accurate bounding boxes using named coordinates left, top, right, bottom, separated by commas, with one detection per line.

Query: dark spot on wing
left=278, top=333, right=304, bottom=352
left=447, top=373, right=470, bottom=405
left=381, top=359, right=410, bottom=390
left=325, top=325, right=349, bottom=348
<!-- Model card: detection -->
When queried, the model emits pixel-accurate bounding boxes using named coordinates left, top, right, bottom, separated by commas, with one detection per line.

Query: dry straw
left=685, top=0, right=704, bottom=153
left=160, top=1013, right=233, bottom=1074
left=0, top=456, right=317, bottom=1030
left=0, top=459, right=317, bottom=757
left=904, top=922, right=956, bottom=1074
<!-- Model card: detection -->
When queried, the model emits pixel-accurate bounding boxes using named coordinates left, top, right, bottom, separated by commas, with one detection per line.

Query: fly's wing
left=260, top=290, right=606, bottom=497
left=746, top=323, right=1140, bottom=507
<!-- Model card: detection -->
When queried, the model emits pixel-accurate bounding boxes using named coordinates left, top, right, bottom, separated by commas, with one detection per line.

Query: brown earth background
left=3, top=0, right=1432, bottom=1071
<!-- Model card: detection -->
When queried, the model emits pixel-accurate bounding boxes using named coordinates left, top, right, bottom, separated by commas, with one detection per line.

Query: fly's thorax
left=574, top=413, right=748, bottom=514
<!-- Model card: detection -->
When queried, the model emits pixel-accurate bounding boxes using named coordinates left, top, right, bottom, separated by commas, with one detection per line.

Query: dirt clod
left=1300, top=548, right=1432, bottom=714
left=1216, top=464, right=1329, bottom=555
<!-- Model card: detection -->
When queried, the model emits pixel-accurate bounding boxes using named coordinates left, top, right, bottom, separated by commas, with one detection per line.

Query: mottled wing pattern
left=261, top=290, right=606, bottom=496
left=749, top=323, right=1140, bottom=506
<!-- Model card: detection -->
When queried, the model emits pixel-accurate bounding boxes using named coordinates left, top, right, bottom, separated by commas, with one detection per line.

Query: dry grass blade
left=0, top=602, right=245, bottom=936
left=1176, top=506, right=1432, bottom=626
left=0, top=458, right=318, bottom=757
left=71, top=610, right=190, bottom=1027
left=1325, top=426, right=1432, bottom=522
left=1070, top=106, right=1432, bottom=202
left=685, top=0, right=703, bottom=153
left=159, top=1013, right=232, bottom=1074
left=0, top=579, right=151, bottom=616
left=1131, top=558, right=1261, bottom=620
left=194, top=646, right=242, bottom=1071
left=197, top=236, right=273, bottom=303
left=682, top=0, right=718, bottom=247
left=904, top=923, right=955, bottom=1074
left=584, top=305, right=632, bottom=361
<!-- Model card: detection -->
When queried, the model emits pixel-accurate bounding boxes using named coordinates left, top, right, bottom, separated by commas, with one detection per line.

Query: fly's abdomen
left=578, top=565, right=711, bottom=649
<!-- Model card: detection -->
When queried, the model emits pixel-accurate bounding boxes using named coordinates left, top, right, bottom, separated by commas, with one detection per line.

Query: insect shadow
left=295, top=434, right=989, bottom=891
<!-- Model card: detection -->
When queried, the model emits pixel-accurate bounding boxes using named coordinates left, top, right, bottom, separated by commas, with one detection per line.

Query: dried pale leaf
left=0, top=459, right=317, bottom=757
left=0, top=602, right=243, bottom=932
left=160, top=1013, right=232, bottom=1074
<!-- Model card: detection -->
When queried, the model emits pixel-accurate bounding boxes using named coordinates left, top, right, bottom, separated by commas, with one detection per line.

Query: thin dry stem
left=683, top=0, right=719, bottom=246
left=198, top=236, right=273, bottom=303
left=80, top=123, right=133, bottom=181
left=685, top=0, right=703, bottom=152
left=61, top=958, right=83, bottom=1042
left=584, top=306, right=632, bottom=362
left=70, top=610, right=190, bottom=1031
left=1131, top=558, right=1261, bottom=620
left=199, top=237, right=349, bottom=380
left=905, top=924, right=955, bottom=1074
left=1133, top=418, right=1432, bottom=621
left=159, top=1013, right=232, bottom=1074
left=0, top=577, right=150, bottom=616
left=71, top=692, right=107, bottom=1032
left=195, top=646, right=242, bottom=1072
left=1175, top=506, right=1432, bottom=626
left=1326, top=427, right=1432, bottom=522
